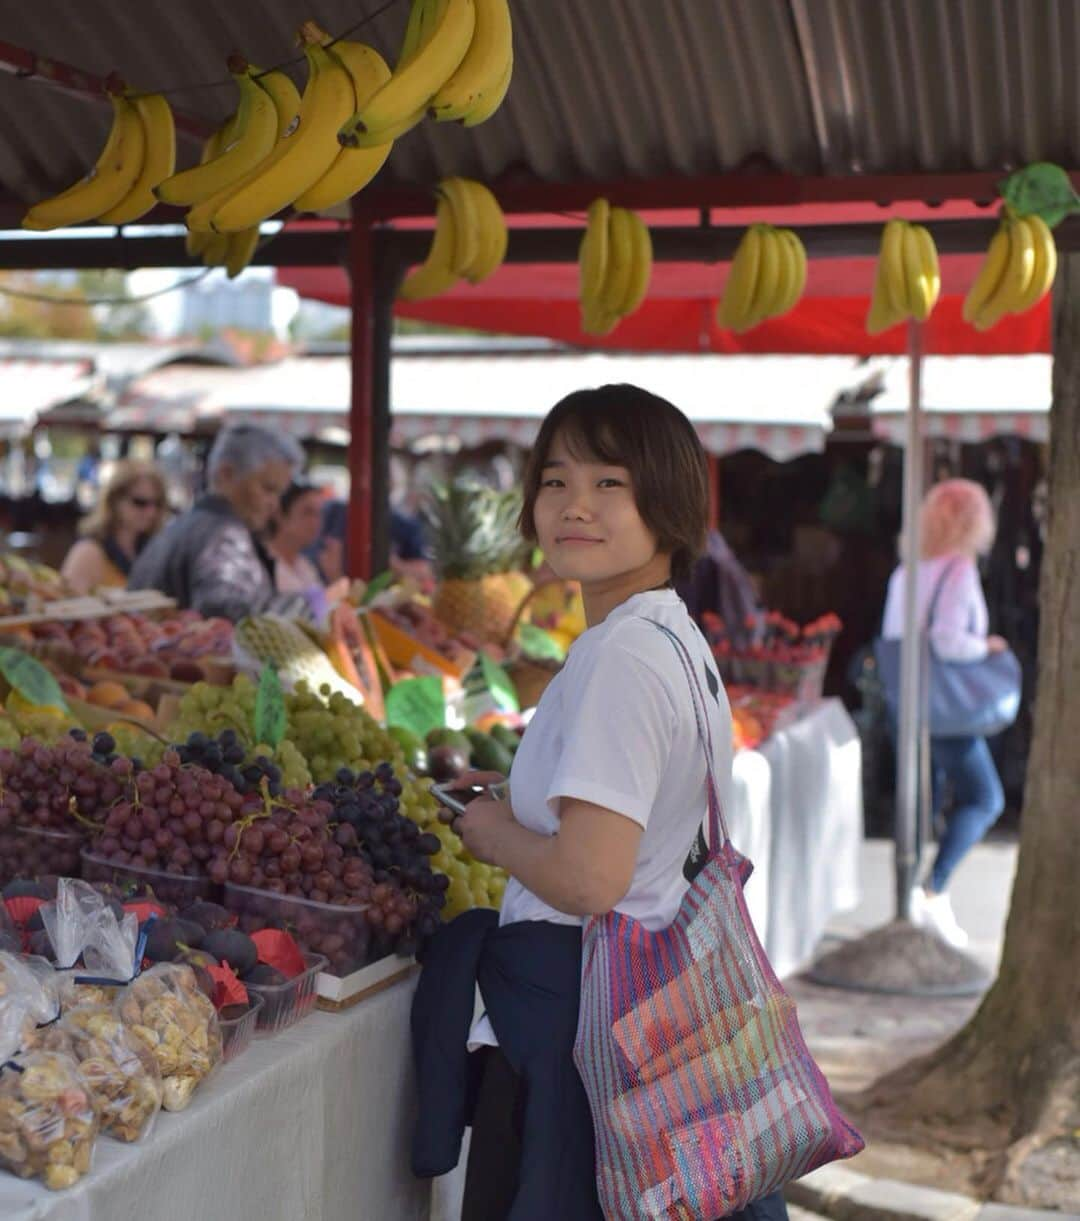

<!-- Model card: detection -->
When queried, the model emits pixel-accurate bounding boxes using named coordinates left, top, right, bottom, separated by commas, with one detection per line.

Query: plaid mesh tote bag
left=573, top=621, right=864, bottom=1220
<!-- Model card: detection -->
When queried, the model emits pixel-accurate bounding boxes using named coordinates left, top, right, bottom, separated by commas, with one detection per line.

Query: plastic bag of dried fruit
left=0, top=952, right=60, bottom=1059
left=0, top=1051, right=99, bottom=1190
left=42, top=879, right=139, bottom=976
left=56, top=1004, right=162, bottom=1143
left=116, top=963, right=222, bottom=1112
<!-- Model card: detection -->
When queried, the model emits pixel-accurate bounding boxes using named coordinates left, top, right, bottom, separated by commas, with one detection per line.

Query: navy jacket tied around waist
left=411, top=908, right=603, bottom=1220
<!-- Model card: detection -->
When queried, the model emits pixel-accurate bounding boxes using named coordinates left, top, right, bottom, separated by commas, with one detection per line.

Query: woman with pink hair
left=881, top=478, right=1007, bottom=949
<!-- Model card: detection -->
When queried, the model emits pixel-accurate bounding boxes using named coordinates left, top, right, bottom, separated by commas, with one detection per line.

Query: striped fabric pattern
left=573, top=622, right=863, bottom=1220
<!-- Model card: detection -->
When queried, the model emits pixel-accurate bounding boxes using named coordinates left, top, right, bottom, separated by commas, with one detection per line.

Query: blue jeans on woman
left=928, top=735, right=1005, bottom=892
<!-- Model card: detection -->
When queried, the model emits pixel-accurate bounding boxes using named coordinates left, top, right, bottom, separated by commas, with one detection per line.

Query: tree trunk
left=857, top=254, right=1080, bottom=1208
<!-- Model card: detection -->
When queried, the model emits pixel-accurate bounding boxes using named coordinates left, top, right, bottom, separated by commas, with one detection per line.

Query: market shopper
left=412, top=384, right=789, bottom=1221
left=881, top=478, right=1007, bottom=949
left=269, top=479, right=338, bottom=595
left=61, top=460, right=168, bottom=594
left=128, top=424, right=320, bottom=622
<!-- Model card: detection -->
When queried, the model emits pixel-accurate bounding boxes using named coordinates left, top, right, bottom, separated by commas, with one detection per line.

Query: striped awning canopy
left=866, top=355, right=1050, bottom=446
left=0, top=357, right=95, bottom=435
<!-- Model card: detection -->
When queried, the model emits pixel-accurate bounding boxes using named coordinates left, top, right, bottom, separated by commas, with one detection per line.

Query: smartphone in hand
left=431, top=780, right=508, bottom=820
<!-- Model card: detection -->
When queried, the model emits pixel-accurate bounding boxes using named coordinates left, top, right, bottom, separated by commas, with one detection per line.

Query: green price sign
left=0, top=647, right=67, bottom=712
left=254, top=664, right=286, bottom=748
left=385, top=676, right=446, bottom=740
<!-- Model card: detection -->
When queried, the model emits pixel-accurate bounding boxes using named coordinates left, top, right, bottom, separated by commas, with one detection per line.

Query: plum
left=180, top=901, right=233, bottom=934
left=201, top=929, right=258, bottom=976
left=2, top=879, right=49, bottom=901
left=143, top=917, right=204, bottom=963
left=243, top=963, right=286, bottom=987
left=27, top=929, right=55, bottom=961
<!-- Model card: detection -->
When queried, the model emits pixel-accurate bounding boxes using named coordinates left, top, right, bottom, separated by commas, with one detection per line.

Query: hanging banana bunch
left=717, top=224, right=807, bottom=332
left=399, top=177, right=508, bottom=301
left=962, top=209, right=1057, bottom=331
left=338, top=0, right=512, bottom=149
left=577, top=200, right=653, bottom=336
left=866, top=219, right=941, bottom=335
left=23, top=77, right=175, bottom=230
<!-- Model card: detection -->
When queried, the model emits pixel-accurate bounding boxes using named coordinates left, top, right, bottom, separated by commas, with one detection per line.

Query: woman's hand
left=987, top=634, right=1008, bottom=654
left=456, top=795, right=515, bottom=866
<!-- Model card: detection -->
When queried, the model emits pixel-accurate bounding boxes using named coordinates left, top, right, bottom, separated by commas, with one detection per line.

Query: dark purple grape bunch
left=174, top=729, right=283, bottom=797
left=0, top=734, right=130, bottom=833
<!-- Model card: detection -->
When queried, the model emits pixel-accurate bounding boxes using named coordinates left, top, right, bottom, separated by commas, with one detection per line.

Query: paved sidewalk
left=784, top=837, right=1080, bottom=1219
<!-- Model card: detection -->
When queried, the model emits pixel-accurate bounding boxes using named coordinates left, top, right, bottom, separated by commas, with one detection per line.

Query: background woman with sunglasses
left=61, top=459, right=168, bottom=594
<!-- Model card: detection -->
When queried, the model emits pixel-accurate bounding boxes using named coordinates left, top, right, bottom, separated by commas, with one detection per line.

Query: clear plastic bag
left=58, top=1005, right=162, bottom=1143
left=117, top=963, right=222, bottom=1112
left=41, top=879, right=139, bottom=977
left=0, top=1051, right=99, bottom=1190
left=0, top=952, right=60, bottom=1060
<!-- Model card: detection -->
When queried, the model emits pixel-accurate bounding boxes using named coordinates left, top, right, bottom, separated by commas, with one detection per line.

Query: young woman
left=881, top=477, right=1006, bottom=948
left=268, top=480, right=327, bottom=595
left=412, top=385, right=788, bottom=1221
left=61, top=460, right=168, bottom=594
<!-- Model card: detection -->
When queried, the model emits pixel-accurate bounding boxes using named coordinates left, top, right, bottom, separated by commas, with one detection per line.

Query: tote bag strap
left=925, top=557, right=963, bottom=630
left=643, top=618, right=730, bottom=851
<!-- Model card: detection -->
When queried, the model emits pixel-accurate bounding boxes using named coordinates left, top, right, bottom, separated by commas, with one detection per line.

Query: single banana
left=338, top=0, right=476, bottom=144
left=581, top=296, right=617, bottom=336
left=462, top=55, right=512, bottom=127
left=398, top=0, right=432, bottom=69
left=1014, top=213, right=1057, bottom=312
left=765, top=225, right=796, bottom=320
left=578, top=198, right=610, bottom=311
left=211, top=43, right=357, bottom=233
left=225, top=227, right=261, bottom=278
left=293, top=36, right=394, bottom=212
left=98, top=93, right=176, bottom=224
left=344, top=106, right=427, bottom=147
left=186, top=73, right=300, bottom=233
left=399, top=196, right=460, bottom=300
left=156, top=67, right=277, bottom=206
left=718, top=226, right=763, bottom=331
left=598, top=207, right=634, bottom=317
left=462, top=180, right=507, bottom=283
left=429, top=0, right=512, bottom=122
left=202, top=232, right=230, bottom=267
left=24, top=93, right=146, bottom=230
left=976, top=216, right=1034, bottom=330
left=913, top=224, right=941, bottom=319
left=902, top=222, right=934, bottom=322
left=962, top=222, right=1010, bottom=323
left=185, top=124, right=231, bottom=253
left=778, top=228, right=807, bottom=316
left=619, top=210, right=652, bottom=317
left=743, top=225, right=780, bottom=330
left=866, top=253, right=905, bottom=335
left=440, top=177, right=480, bottom=275
left=256, top=69, right=303, bottom=138
left=880, top=220, right=910, bottom=318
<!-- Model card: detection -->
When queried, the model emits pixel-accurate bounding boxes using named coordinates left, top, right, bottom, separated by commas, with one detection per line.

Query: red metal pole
left=347, top=217, right=375, bottom=579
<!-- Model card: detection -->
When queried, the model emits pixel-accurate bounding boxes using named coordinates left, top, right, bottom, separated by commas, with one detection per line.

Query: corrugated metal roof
left=2, top=0, right=1079, bottom=217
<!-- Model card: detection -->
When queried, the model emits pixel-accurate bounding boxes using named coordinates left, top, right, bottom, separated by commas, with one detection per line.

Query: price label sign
left=0, top=647, right=68, bottom=711
left=480, top=652, right=520, bottom=714
left=385, top=676, right=445, bottom=740
left=254, top=664, right=286, bottom=748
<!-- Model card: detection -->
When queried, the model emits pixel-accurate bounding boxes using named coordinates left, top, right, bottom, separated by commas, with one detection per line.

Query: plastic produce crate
left=81, top=849, right=214, bottom=908
left=244, top=952, right=328, bottom=1034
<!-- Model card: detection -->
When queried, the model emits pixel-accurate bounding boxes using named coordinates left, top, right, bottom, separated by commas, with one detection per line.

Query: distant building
left=179, top=275, right=275, bottom=336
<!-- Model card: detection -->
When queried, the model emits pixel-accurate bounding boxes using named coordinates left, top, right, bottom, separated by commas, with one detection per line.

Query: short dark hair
left=280, top=479, right=319, bottom=515
left=520, top=384, right=709, bottom=583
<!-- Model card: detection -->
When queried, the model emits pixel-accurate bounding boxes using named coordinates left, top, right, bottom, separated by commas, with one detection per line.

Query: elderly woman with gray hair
left=129, top=424, right=339, bottom=622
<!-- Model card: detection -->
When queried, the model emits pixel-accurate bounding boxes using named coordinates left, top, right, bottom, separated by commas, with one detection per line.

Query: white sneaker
left=910, top=886, right=969, bottom=949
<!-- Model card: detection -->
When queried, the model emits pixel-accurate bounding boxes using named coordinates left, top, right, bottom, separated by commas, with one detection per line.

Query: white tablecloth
left=730, top=698, right=863, bottom=977
left=2, top=976, right=428, bottom=1221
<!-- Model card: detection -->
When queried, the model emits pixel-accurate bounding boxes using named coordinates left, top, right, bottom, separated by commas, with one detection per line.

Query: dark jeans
left=929, top=735, right=1005, bottom=892
left=463, top=1048, right=790, bottom=1221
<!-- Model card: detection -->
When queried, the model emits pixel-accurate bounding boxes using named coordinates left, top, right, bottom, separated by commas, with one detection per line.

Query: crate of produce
left=81, top=849, right=214, bottom=908
left=244, top=952, right=327, bottom=1034
left=219, top=994, right=264, bottom=1062
left=0, top=825, right=84, bottom=885
left=224, top=882, right=375, bottom=978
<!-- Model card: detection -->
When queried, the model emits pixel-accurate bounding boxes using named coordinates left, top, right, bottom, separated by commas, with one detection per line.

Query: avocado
left=490, top=724, right=521, bottom=754
left=426, top=727, right=472, bottom=757
left=464, top=727, right=489, bottom=753
left=389, top=726, right=428, bottom=774
left=470, top=734, right=514, bottom=775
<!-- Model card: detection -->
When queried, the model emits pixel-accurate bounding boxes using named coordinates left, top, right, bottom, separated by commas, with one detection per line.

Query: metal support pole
left=345, top=215, right=402, bottom=579
left=894, top=320, right=925, bottom=921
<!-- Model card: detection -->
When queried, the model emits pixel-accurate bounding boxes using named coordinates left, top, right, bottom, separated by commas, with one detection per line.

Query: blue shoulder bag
left=873, top=559, right=1022, bottom=739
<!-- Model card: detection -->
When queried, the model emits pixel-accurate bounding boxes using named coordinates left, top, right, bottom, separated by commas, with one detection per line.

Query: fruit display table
left=0, top=976, right=429, bottom=1221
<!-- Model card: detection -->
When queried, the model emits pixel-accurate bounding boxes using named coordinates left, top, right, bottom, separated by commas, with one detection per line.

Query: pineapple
left=423, top=481, right=532, bottom=642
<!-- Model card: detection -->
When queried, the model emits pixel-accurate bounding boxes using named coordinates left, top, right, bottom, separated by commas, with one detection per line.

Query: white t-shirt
left=881, top=554, right=989, bottom=663
left=470, top=588, right=733, bottom=1050
left=501, top=587, right=733, bottom=932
